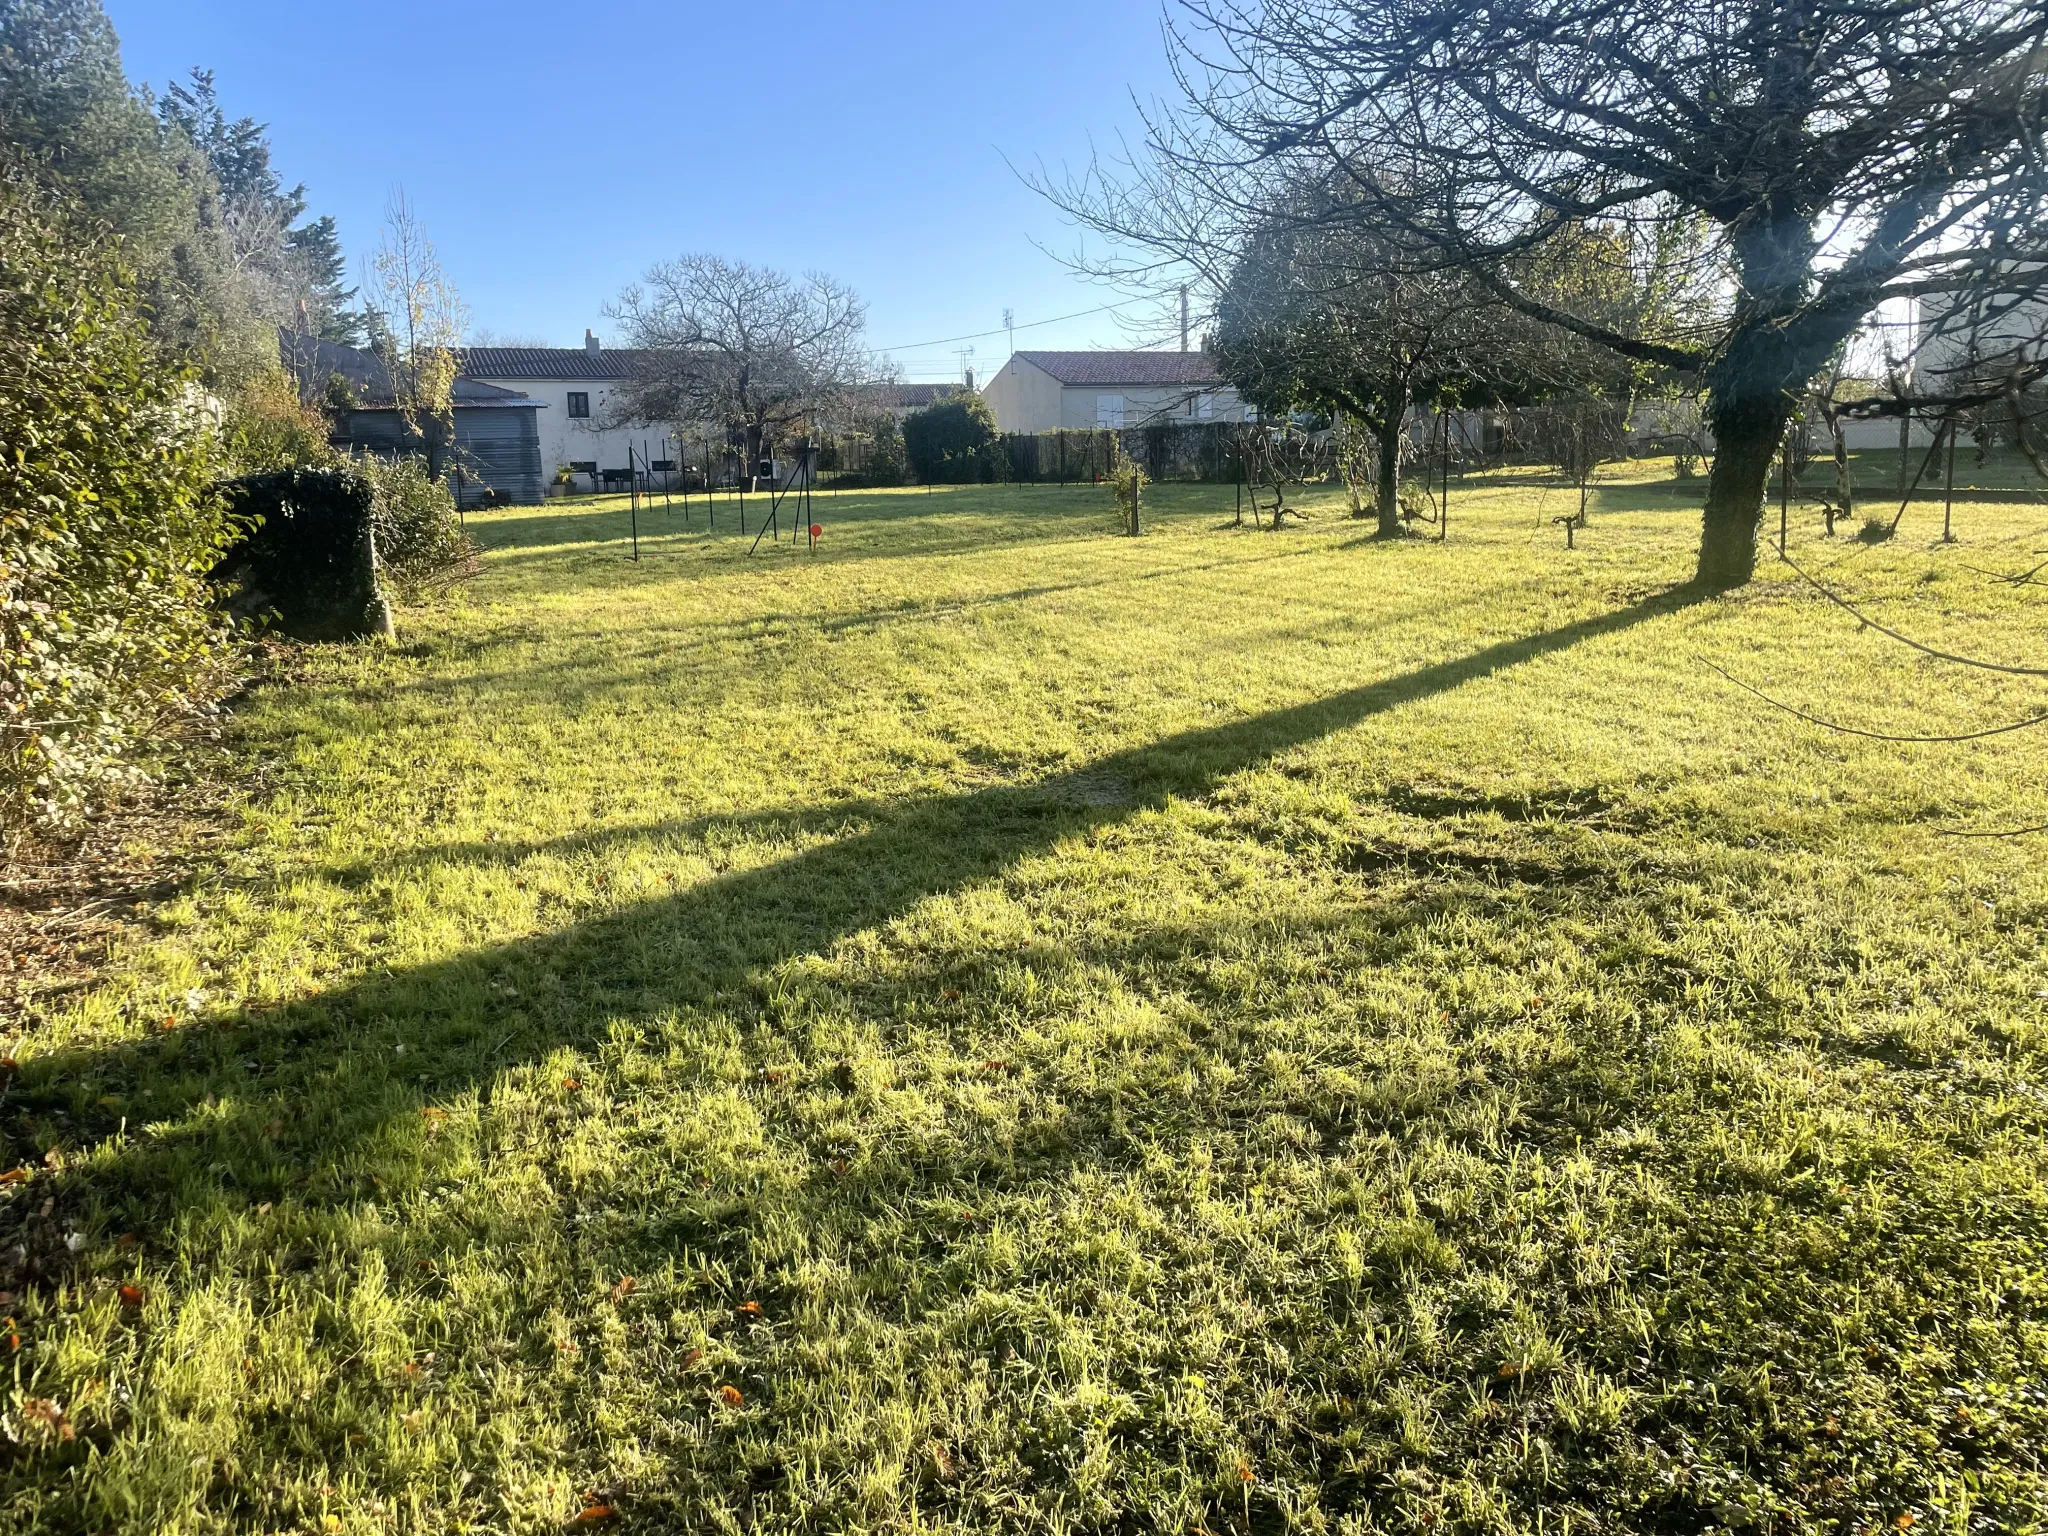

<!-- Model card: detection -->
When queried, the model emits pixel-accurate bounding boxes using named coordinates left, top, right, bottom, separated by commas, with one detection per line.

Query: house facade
left=457, top=333, right=693, bottom=489
left=981, top=350, right=1249, bottom=434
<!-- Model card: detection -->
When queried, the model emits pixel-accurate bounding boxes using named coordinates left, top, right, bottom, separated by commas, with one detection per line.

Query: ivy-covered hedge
left=0, top=169, right=239, bottom=834
left=213, top=468, right=395, bottom=643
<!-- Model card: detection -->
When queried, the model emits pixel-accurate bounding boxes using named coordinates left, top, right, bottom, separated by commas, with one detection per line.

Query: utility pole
left=1003, top=308, right=1014, bottom=360
left=1180, top=285, right=1189, bottom=353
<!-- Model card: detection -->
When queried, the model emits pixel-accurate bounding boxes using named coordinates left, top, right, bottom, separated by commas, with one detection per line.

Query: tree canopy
left=609, top=255, right=870, bottom=486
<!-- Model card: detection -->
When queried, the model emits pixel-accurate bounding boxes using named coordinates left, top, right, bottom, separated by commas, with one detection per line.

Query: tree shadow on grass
left=3, top=586, right=1700, bottom=1269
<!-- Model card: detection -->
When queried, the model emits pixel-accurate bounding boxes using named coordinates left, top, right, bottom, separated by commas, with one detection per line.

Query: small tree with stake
left=1106, top=436, right=1148, bottom=536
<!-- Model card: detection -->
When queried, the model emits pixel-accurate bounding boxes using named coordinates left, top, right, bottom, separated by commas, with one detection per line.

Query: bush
left=864, top=418, right=909, bottom=486
left=902, top=393, right=998, bottom=483
left=0, top=168, right=239, bottom=834
left=224, top=368, right=337, bottom=474
left=214, top=468, right=393, bottom=642
left=354, top=455, right=477, bottom=599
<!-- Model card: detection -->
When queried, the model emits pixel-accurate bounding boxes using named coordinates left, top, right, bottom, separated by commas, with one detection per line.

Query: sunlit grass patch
left=5, top=468, right=2047, bottom=1533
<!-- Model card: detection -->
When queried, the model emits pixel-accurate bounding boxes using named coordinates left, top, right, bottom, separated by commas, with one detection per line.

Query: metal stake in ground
left=628, top=445, right=640, bottom=562
left=1944, top=419, right=1958, bottom=542
left=1780, top=437, right=1790, bottom=556
left=1440, top=409, right=1450, bottom=542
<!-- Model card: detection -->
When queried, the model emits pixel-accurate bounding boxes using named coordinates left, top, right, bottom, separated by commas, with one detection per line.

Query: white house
left=458, top=333, right=689, bottom=490
left=981, top=350, right=1249, bottom=433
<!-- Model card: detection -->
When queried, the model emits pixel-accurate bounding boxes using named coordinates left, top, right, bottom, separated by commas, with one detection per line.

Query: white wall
left=466, top=377, right=699, bottom=484
left=982, top=357, right=1064, bottom=432
left=1059, top=385, right=1247, bottom=429
left=984, top=356, right=1250, bottom=432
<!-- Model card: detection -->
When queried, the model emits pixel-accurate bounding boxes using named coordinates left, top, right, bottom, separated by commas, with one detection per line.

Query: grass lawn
left=6, top=467, right=2048, bottom=1534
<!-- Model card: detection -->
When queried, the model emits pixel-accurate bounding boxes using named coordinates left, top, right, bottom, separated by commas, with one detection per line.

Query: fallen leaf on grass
left=1236, top=1461, right=1256, bottom=1484
left=611, top=1276, right=637, bottom=1303
left=940, top=988, right=963, bottom=1003
left=735, top=1300, right=762, bottom=1319
left=20, top=1399, right=72, bottom=1441
left=1896, top=1517, right=1916, bottom=1531
left=563, top=1077, right=581, bottom=1091
left=681, top=1348, right=705, bottom=1369
left=0, top=1168, right=30, bottom=1184
left=717, top=1384, right=745, bottom=1408
left=117, top=1285, right=144, bottom=1310
left=568, top=1506, right=616, bottom=1526
left=4, top=1319, right=18, bottom=1351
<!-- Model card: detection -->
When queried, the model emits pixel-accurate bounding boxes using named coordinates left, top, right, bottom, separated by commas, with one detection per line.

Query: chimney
left=965, top=366, right=976, bottom=391
left=585, top=329, right=600, bottom=355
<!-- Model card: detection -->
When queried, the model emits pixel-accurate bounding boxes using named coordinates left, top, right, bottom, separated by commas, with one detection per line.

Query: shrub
left=354, top=455, right=477, bottom=599
left=0, top=168, right=239, bottom=834
left=214, top=467, right=393, bottom=642
left=903, top=393, right=998, bottom=483
left=224, top=368, right=337, bottom=474
left=863, top=418, right=909, bottom=486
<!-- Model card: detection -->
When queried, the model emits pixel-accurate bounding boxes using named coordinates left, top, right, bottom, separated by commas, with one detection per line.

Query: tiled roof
left=1013, top=350, right=1224, bottom=387
left=457, top=347, right=650, bottom=382
left=864, top=382, right=967, bottom=409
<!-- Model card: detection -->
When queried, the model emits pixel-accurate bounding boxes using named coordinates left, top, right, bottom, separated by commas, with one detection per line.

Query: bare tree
left=1045, top=0, right=2048, bottom=588
left=362, top=190, right=467, bottom=479
left=607, top=256, right=869, bottom=489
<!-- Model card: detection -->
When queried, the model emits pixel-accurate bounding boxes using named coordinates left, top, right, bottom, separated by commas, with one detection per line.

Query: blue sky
left=105, top=0, right=1187, bottom=380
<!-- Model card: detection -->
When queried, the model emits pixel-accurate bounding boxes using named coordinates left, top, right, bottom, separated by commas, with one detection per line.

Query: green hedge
left=0, top=168, right=239, bottom=834
left=214, top=468, right=395, bottom=643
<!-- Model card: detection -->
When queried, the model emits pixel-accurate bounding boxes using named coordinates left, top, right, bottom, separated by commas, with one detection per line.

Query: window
left=567, top=391, right=590, bottom=419
left=1095, top=394, right=1125, bottom=428
left=1197, top=392, right=1214, bottom=420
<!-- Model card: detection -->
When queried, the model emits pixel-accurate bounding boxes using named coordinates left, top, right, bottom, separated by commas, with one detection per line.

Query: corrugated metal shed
left=342, top=407, right=547, bottom=507
left=281, top=332, right=548, bottom=505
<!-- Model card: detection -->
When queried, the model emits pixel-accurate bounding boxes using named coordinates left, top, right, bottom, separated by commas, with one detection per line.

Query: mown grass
left=5, top=467, right=2047, bottom=1534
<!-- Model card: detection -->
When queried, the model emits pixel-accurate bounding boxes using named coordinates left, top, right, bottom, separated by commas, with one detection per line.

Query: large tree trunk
left=1374, top=377, right=1408, bottom=537
left=1692, top=215, right=1851, bottom=588
left=1696, top=388, right=1789, bottom=588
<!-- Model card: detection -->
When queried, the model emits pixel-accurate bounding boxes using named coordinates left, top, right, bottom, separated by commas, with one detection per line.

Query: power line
left=874, top=302, right=1126, bottom=354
